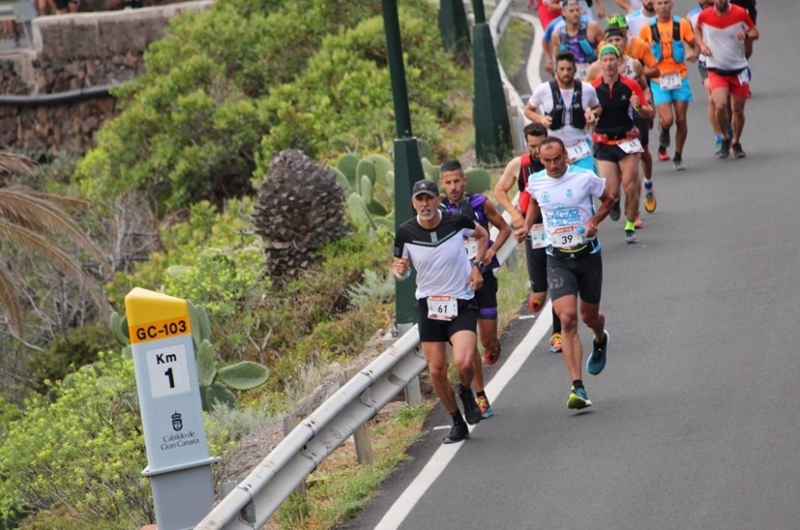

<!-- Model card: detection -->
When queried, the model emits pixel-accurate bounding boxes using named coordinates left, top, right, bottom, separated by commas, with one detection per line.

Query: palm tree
left=0, top=152, right=112, bottom=336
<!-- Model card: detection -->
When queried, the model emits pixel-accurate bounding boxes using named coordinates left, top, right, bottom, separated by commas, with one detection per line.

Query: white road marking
left=373, top=302, right=553, bottom=530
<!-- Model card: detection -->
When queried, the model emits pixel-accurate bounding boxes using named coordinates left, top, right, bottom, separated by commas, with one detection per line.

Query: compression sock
left=625, top=219, right=636, bottom=231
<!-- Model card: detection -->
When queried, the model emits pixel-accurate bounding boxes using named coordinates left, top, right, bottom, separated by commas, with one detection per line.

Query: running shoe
left=624, top=229, right=639, bottom=245
left=567, top=386, right=592, bottom=410
left=714, top=134, right=723, bottom=156
left=732, top=143, right=746, bottom=159
left=634, top=214, right=643, bottom=229
left=657, top=146, right=670, bottom=162
left=673, top=155, right=685, bottom=171
left=458, top=384, right=482, bottom=425
left=609, top=199, right=621, bottom=221
left=549, top=332, right=563, bottom=353
left=643, top=181, right=656, bottom=213
left=484, top=342, right=501, bottom=366
left=529, top=294, right=545, bottom=314
left=443, top=422, right=469, bottom=444
left=587, top=330, right=609, bottom=375
left=659, top=126, right=671, bottom=148
left=476, top=395, right=494, bottom=419
left=718, top=138, right=731, bottom=159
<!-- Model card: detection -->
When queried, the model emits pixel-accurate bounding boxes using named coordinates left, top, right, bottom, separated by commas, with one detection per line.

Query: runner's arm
left=493, top=157, right=525, bottom=229
left=481, top=201, right=513, bottom=267
left=614, top=0, right=635, bottom=12
left=594, top=0, right=605, bottom=19
left=587, top=186, right=615, bottom=234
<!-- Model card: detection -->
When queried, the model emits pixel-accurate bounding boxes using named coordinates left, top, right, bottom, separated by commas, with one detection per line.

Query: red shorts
left=707, top=70, right=751, bottom=99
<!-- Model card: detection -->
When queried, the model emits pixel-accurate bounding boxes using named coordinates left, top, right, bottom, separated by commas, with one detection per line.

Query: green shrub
left=24, top=324, right=116, bottom=393
left=76, top=0, right=382, bottom=210
left=0, top=353, right=151, bottom=527
left=254, top=5, right=463, bottom=168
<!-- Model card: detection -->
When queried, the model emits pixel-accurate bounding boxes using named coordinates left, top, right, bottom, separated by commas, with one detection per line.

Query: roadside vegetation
left=0, top=0, right=534, bottom=528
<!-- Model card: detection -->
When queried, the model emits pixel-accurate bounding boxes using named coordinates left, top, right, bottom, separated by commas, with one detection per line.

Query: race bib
left=566, top=141, right=592, bottom=163
left=464, top=237, right=477, bottom=260
left=427, top=295, right=458, bottom=321
left=529, top=223, right=548, bottom=249
left=659, top=71, right=682, bottom=91
left=618, top=138, right=643, bottom=154
left=576, top=63, right=589, bottom=80
left=737, top=68, right=750, bottom=85
left=548, top=226, right=583, bottom=249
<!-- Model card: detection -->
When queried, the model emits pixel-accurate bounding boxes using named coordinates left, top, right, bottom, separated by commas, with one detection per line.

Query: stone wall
left=0, top=0, right=212, bottom=152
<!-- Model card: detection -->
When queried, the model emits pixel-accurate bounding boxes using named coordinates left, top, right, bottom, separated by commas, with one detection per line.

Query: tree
left=0, top=152, right=112, bottom=337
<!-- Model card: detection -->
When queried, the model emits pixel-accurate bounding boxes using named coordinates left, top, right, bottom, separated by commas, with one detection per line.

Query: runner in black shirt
left=393, top=180, right=489, bottom=443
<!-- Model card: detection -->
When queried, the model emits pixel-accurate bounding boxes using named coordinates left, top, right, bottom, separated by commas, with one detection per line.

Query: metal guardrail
left=194, top=1, right=523, bottom=528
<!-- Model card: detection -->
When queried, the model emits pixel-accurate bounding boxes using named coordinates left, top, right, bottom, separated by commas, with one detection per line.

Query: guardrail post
left=282, top=417, right=307, bottom=499
left=397, top=323, right=422, bottom=405
left=125, top=288, right=219, bottom=530
left=345, top=368, right=374, bottom=465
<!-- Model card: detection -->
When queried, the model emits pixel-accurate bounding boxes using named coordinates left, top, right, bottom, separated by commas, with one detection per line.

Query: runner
left=548, top=0, right=605, bottom=21
left=638, top=0, right=699, bottom=171
left=493, top=123, right=566, bottom=354
left=625, top=0, right=656, bottom=39
left=586, top=27, right=657, bottom=218
left=696, top=0, right=758, bottom=158
left=514, top=137, right=615, bottom=410
left=439, top=161, right=512, bottom=419
left=730, top=0, right=756, bottom=58
left=590, top=44, right=654, bottom=244
left=525, top=50, right=601, bottom=174
left=688, top=0, right=726, bottom=156
left=392, top=180, right=488, bottom=443
left=551, top=0, right=604, bottom=81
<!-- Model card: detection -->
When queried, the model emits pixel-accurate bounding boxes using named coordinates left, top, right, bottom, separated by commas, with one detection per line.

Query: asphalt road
left=344, top=1, right=800, bottom=529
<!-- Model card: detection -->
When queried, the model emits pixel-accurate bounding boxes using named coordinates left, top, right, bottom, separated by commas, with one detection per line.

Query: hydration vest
left=558, top=22, right=598, bottom=64
left=547, top=80, right=587, bottom=131
left=650, top=16, right=685, bottom=63
left=441, top=192, right=489, bottom=230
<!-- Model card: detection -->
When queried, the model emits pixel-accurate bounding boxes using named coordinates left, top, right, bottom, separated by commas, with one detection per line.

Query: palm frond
left=0, top=264, right=24, bottom=335
left=0, top=152, right=36, bottom=176
left=0, top=188, right=110, bottom=275
left=0, top=218, right=112, bottom=321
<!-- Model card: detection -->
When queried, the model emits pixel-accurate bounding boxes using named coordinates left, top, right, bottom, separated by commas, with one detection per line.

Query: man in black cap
left=392, top=179, right=489, bottom=443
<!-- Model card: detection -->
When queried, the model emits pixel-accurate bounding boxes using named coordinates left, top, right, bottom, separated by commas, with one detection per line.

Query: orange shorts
left=707, top=70, right=751, bottom=99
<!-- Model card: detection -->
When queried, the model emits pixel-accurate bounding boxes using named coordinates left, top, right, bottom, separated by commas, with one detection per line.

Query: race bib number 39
left=659, top=71, right=682, bottom=90
left=529, top=223, right=548, bottom=249
left=548, top=226, right=583, bottom=248
left=427, top=295, right=458, bottom=321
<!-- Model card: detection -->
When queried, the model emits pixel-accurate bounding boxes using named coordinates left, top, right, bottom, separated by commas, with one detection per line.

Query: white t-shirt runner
left=394, top=211, right=476, bottom=300
left=525, top=165, right=606, bottom=254
left=626, top=8, right=654, bottom=41
left=528, top=81, right=600, bottom=147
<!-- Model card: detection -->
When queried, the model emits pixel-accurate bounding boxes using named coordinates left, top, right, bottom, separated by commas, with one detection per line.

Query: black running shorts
left=525, top=236, right=549, bottom=294
left=416, top=298, right=478, bottom=343
left=546, top=251, right=603, bottom=304
left=474, top=271, right=498, bottom=320
left=594, top=142, right=630, bottom=163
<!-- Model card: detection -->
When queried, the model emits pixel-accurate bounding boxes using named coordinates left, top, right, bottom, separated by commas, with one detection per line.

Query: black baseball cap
left=412, top=180, right=439, bottom=198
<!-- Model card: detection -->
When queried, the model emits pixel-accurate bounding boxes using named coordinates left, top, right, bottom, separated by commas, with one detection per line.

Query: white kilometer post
left=126, top=287, right=219, bottom=530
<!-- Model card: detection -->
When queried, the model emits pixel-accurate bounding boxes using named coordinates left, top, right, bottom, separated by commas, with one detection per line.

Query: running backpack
left=649, top=16, right=685, bottom=63
left=558, top=22, right=598, bottom=64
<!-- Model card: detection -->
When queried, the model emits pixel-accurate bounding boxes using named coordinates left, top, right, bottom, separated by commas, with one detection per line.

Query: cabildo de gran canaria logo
left=172, top=411, right=183, bottom=431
